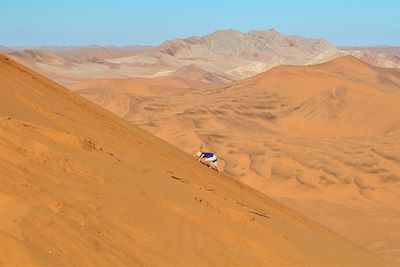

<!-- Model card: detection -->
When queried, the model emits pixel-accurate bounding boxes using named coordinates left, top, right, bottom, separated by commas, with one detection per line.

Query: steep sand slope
left=101, top=56, right=400, bottom=263
left=0, top=54, right=389, bottom=266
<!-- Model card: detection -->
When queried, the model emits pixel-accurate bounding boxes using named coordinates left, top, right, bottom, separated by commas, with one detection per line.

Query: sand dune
left=2, top=53, right=390, bottom=266
left=85, top=56, right=400, bottom=263
left=233, top=56, right=400, bottom=137
left=171, top=64, right=233, bottom=84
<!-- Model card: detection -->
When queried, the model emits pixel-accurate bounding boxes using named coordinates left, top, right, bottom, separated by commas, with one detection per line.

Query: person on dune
left=194, top=151, right=220, bottom=172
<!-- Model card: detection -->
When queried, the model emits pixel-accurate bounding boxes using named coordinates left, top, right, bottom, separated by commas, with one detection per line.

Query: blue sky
left=0, top=0, right=399, bottom=47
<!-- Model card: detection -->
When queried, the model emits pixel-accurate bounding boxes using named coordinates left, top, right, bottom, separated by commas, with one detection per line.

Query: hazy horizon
left=1, top=0, right=399, bottom=47
left=2, top=28, right=400, bottom=49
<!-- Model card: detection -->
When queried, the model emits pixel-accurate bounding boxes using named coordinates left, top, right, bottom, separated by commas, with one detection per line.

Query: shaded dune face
left=93, top=56, right=400, bottom=263
left=1, top=54, right=391, bottom=266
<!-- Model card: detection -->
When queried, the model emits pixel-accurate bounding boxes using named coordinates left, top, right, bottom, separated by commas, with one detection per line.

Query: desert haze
left=7, top=29, right=343, bottom=82
left=5, top=29, right=400, bottom=87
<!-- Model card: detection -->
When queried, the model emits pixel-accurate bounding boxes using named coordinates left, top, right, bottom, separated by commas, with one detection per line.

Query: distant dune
left=237, top=55, right=400, bottom=137
left=78, top=55, right=400, bottom=263
left=171, top=64, right=233, bottom=84
left=7, top=46, right=155, bottom=85
left=69, top=67, right=225, bottom=118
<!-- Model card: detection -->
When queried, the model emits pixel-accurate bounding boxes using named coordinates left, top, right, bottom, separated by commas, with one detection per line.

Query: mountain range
left=4, top=29, right=399, bottom=86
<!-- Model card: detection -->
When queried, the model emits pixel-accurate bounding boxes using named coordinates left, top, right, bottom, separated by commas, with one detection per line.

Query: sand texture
left=2, top=54, right=395, bottom=266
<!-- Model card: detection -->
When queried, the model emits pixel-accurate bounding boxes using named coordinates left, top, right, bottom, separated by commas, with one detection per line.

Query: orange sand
left=0, top=54, right=393, bottom=266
